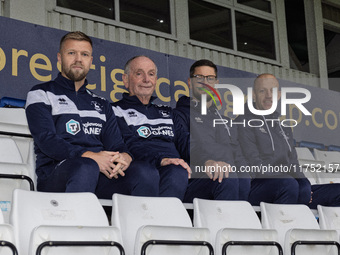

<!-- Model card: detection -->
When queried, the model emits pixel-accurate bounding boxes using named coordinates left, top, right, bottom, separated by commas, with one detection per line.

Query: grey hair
left=124, top=55, right=158, bottom=75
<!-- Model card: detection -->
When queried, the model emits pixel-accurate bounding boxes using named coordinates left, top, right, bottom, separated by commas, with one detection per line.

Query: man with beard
left=25, top=32, right=159, bottom=198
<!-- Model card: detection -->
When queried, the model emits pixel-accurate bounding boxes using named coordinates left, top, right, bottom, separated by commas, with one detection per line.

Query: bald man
left=237, top=73, right=340, bottom=208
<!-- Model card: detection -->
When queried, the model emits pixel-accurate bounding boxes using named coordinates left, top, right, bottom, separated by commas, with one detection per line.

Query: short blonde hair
left=59, top=31, right=92, bottom=51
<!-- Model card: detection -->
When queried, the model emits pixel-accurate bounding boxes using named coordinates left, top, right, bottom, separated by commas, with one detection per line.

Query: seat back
left=299, top=141, right=325, bottom=151
left=111, top=194, right=193, bottom=255
left=260, top=202, right=319, bottom=246
left=314, top=149, right=340, bottom=184
left=328, top=145, right=340, bottom=152
left=0, top=108, right=31, bottom=135
left=318, top=205, right=340, bottom=230
left=0, top=210, right=17, bottom=255
left=193, top=199, right=261, bottom=241
left=10, top=189, right=109, bottom=255
left=0, top=107, right=37, bottom=186
left=194, top=199, right=281, bottom=255
left=295, top=147, right=323, bottom=185
left=295, top=147, right=316, bottom=161
left=0, top=224, right=17, bottom=255
left=0, top=137, right=35, bottom=223
left=0, top=137, right=23, bottom=163
left=30, top=225, right=123, bottom=255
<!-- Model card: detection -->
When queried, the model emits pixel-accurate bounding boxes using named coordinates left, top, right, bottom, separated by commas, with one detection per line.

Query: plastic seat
left=0, top=107, right=37, bottom=184
left=0, top=97, right=26, bottom=108
left=318, top=205, right=340, bottom=230
left=111, top=193, right=213, bottom=255
left=193, top=199, right=282, bottom=255
left=261, top=202, right=340, bottom=255
left=0, top=210, right=18, bottom=255
left=328, top=145, right=340, bottom=152
left=295, top=147, right=326, bottom=185
left=10, top=189, right=124, bottom=255
left=313, top=149, right=340, bottom=184
left=318, top=205, right=340, bottom=240
left=0, top=137, right=35, bottom=223
left=299, top=141, right=325, bottom=151
left=0, top=108, right=31, bottom=136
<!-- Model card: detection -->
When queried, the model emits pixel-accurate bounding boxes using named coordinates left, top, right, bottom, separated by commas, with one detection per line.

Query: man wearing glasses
left=174, top=59, right=251, bottom=202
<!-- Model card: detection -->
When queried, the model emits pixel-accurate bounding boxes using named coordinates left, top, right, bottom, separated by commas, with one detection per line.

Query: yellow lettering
left=174, top=81, right=189, bottom=102
left=289, top=104, right=302, bottom=125
left=311, top=108, right=323, bottom=128
left=110, top=68, right=127, bottom=102
left=0, top=47, right=6, bottom=71
left=156, top=78, right=170, bottom=103
left=12, top=49, right=28, bottom=76
left=29, top=53, right=52, bottom=82
left=325, top=110, right=337, bottom=130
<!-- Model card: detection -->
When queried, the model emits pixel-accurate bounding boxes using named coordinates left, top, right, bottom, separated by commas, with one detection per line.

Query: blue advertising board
left=0, top=16, right=340, bottom=146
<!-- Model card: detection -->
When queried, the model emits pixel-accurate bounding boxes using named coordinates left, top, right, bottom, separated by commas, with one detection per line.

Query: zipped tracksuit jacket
left=173, top=96, right=251, bottom=202
left=25, top=73, right=159, bottom=198
left=112, top=93, right=188, bottom=200
left=237, top=104, right=340, bottom=208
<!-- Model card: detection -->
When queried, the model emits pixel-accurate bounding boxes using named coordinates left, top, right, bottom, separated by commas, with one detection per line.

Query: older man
left=112, top=55, right=190, bottom=200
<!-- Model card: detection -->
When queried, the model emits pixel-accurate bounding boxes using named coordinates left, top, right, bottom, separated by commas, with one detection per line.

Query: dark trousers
left=183, top=172, right=250, bottom=203
left=158, top=164, right=189, bottom=200
left=248, top=175, right=312, bottom=206
left=37, top=158, right=160, bottom=199
left=309, top=183, right=340, bottom=209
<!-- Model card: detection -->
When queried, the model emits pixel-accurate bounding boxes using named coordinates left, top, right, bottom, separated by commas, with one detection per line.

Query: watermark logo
left=199, top=82, right=223, bottom=115
left=200, top=84, right=311, bottom=128
left=201, top=84, right=311, bottom=116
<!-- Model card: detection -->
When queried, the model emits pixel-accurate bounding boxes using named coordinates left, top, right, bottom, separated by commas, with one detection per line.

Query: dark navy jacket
left=112, top=93, right=180, bottom=167
left=25, top=73, right=129, bottom=180
left=236, top=104, right=306, bottom=178
left=173, top=96, right=249, bottom=177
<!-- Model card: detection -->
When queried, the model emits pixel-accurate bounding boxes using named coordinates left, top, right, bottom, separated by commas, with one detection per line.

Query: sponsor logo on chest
left=137, top=125, right=174, bottom=138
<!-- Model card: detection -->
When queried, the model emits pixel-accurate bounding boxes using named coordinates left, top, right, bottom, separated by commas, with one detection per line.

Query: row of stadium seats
left=1, top=105, right=340, bottom=254
left=1, top=190, right=340, bottom=255
left=296, top=140, right=340, bottom=152
left=1, top=107, right=340, bottom=219
left=296, top=147, right=340, bottom=185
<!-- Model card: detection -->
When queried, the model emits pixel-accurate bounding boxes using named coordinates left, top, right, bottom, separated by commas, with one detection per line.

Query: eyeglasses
left=192, top=74, right=217, bottom=84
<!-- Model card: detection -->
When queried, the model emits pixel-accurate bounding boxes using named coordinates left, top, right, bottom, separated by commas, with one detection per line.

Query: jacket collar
left=55, top=73, right=89, bottom=92
left=122, top=92, right=156, bottom=106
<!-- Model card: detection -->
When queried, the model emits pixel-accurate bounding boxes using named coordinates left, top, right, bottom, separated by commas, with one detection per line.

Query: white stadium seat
left=0, top=210, right=18, bottom=255
left=0, top=108, right=37, bottom=223
left=313, top=149, right=340, bottom=184
left=10, top=189, right=123, bottom=255
left=261, top=202, right=340, bottom=255
left=111, top=193, right=213, bottom=255
left=193, top=199, right=282, bottom=255
left=0, top=108, right=31, bottom=136
left=295, top=147, right=326, bottom=185
left=318, top=205, right=340, bottom=230
left=318, top=205, right=340, bottom=240
left=0, top=137, right=35, bottom=223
